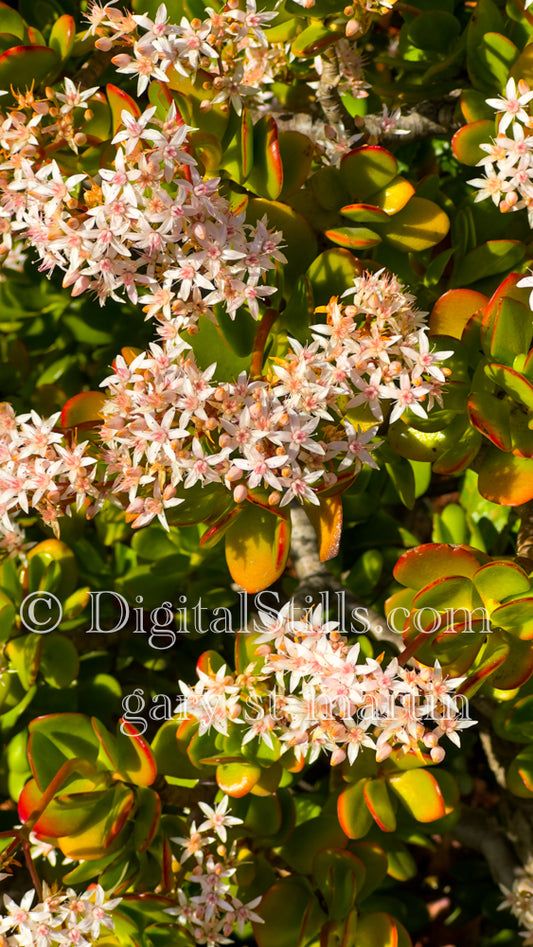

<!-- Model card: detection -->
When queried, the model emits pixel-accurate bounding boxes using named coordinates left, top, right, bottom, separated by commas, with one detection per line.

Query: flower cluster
left=468, top=77, right=533, bottom=220
left=0, top=268, right=450, bottom=551
left=177, top=603, right=475, bottom=766
left=0, top=883, right=120, bottom=946
left=0, top=403, right=99, bottom=542
left=168, top=796, right=263, bottom=946
left=86, top=0, right=281, bottom=107
left=99, top=268, right=449, bottom=521
left=0, top=85, right=284, bottom=321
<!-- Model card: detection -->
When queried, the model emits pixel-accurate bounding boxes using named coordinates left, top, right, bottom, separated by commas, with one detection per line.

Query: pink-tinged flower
left=197, top=796, right=242, bottom=842
left=486, top=78, right=533, bottom=133
left=233, top=447, right=285, bottom=490
left=380, top=372, right=428, bottom=424
left=400, top=331, right=453, bottom=383
left=111, top=106, right=159, bottom=154
left=468, top=171, right=505, bottom=205
left=126, top=481, right=184, bottom=530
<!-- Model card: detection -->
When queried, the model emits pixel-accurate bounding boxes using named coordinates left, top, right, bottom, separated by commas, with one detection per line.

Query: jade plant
left=3, top=0, right=533, bottom=945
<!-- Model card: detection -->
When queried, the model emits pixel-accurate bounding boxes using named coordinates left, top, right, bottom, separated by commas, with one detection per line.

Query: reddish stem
left=22, top=840, right=43, bottom=902
left=250, top=308, right=278, bottom=379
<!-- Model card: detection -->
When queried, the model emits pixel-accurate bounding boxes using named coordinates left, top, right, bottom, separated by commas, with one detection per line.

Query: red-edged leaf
left=363, top=779, right=396, bottom=832
left=371, top=176, right=414, bottom=215
left=18, top=778, right=94, bottom=839
left=452, top=120, right=495, bottom=165
left=133, top=786, right=161, bottom=852
left=199, top=506, right=240, bottom=549
left=57, top=784, right=133, bottom=861
left=468, top=389, right=512, bottom=452
left=225, top=503, right=290, bottom=593
left=116, top=721, right=157, bottom=786
left=478, top=450, right=533, bottom=505
left=337, top=778, right=374, bottom=839
left=246, top=115, right=283, bottom=200
left=429, top=288, right=488, bottom=338
left=340, top=146, right=398, bottom=202
left=91, top=718, right=118, bottom=770
left=216, top=760, right=262, bottom=797
left=340, top=203, right=389, bottom=224
left=473, top=561, right=530, bottom=607
left=0, top=45, right=59, bottom=91
left=303, top=495, right=343, bottom=562
left=393, top=543, right=483, bottom=589
left=106, top=83, right=141, bottom=135
left=325, top=226, right=382, bottom=249
left=491, top=597, right=533, bottom=639
left=196, top=650, right=227, bottom=677
left=355, top=912, right=405, bottom=947
left=412, top=574, right=478, bottom=611
left=60, top=391, right=105, bottom=428
left=48, top=14, right=75, bottom=60
left=388, top=769, right=446, bottom=822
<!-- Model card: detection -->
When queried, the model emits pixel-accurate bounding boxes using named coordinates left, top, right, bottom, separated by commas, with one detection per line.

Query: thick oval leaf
left=478, top=449, right=533, bottom=505
left=363, top=779, right=397, bottom=832
left=388, top=769, right=446, bottom=822
left=355, top=911, right=404, bottom=947
left=393, top=543, right=483, bottom=589
left=473, top=561, right=530, bottom=608
left=281, top=816, right=347, bottom=873
left=18, top=777, right=94, bottom=839
left=468, top=388, right=512, bottom=452
left=106, top=83, right=141, bottom=135
left=485, top=362, right=533, bottom=412
left=382, top=197, right=450, bottom=252
left=452, top=120, right=495, bottom=165
left=312, top=848, right=365, bottom=921
left=57, top=784, right=133, bottom=860
left=340, top=146, right=398, bottom=202
left=0, top=45, right=59, bottom=93
left=430, top=289, right=488, bottom=338
left=408, top=10, right=461, bottom=51
left=507, top=745, right=533, bottom=797
left=337, top=778, right=374, bottom=839
left=453, top=241, right=526, bottom=288
left=39, top=634, right=79, bottom=689
left=225, top=504, right=290, bottom=593
left=246, top=197, right=316, bottom=292
left=60, top=391, right=105, bottom=428
left=0, top=3, right=26, bottom=40
left=302, top=495, right=343, bottom=562
left=325, top=226, right=382, bottom=249
left=48, top=14, right=75, bottom=60
left=246, top=115, right=283, bottom=201
left=278, top=130, right=314, bottom=199
left=340, top=203, right=389, bottom=224
left=253, top=878, right=325, bottom=947
left=307, top=247, right=362, bottom=306
left=291, top=21, right=337, bottom=56
left=491, top=596, right=533, bottom=639
left=116, top=720, right=157, bottom=786
left=132, top=786, right=161, bottom=851
left=371, top=176, right=415, bottom=215
left=413, top=574, right=478, bottom=611
left=216, top=760, right=262, bottom=797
